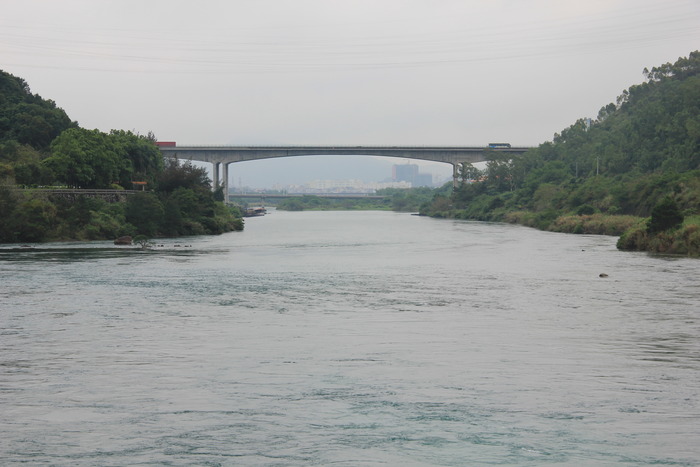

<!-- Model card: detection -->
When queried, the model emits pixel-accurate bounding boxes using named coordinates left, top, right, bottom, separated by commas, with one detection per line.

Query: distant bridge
left=157, top=145, right=531, bottom=193
left=230, top=193, right=387, bottom=201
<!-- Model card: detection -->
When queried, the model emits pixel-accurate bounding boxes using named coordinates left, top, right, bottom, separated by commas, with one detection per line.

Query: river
left=1, top=210, right=699, bottom=466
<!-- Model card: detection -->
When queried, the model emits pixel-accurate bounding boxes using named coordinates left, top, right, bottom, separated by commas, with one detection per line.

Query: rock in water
left=114, top=236, right=133, bottom=245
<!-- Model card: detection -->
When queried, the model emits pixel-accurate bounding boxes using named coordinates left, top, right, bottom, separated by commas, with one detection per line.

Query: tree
left=0, top=70, right=76, bottom=149
left=109, top=130, right=163, bottom=187
left=0, top=182, right=20, bottom=241
left=647, top=196, right=684, bottom=234
left=156, top=158, right=211, bottom=193
left=160, top=198, right=184, bottom=236
left=125, top=192, right=164, bottom=237
left=133, top=234, right=152, bottom=249
left=45, top=128, right=127, bottom=188
left=458, top=162, right=481, bottom=184
left=484, top=153, right=516, bottom=193
left=13, top=197, right=58, bottom=242
left=42, top=128, right=163, bottom=189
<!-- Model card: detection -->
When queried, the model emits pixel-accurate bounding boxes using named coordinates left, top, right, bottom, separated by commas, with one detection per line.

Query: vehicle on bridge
left=488, top=143, right=511, bottom=149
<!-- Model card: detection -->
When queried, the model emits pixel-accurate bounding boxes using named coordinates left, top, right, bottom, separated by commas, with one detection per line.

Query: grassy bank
left=617, top=215, right=700, bottom=256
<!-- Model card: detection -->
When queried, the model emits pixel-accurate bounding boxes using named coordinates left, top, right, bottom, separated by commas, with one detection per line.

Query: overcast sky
left=2, top=0, right=699, bottom=186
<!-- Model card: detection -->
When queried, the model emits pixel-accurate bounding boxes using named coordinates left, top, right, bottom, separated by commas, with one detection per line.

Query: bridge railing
left=161, top=144, right=529, bottom=149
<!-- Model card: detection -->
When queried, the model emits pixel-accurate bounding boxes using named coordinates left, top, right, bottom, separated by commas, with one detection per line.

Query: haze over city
left=2, top=0, right=699, bottom=188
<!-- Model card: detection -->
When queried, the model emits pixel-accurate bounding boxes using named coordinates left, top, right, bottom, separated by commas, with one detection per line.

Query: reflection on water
left=0, top=243, right=215, bottom=262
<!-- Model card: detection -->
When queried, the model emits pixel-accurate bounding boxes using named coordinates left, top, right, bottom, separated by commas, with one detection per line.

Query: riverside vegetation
left=420, top=51, right=700, bottom=256
left=274, top=187, right=439, bottom=212
left=0, top=70, right=242, bottom=243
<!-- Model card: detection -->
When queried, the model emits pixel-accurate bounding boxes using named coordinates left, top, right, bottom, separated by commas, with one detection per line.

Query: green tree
left=44, top=128, right=128, bottom=188
left=125, top=192, right=164, bottom=237
left=170, top=186, right=212, bottom=218
left=43, top=128, right=162, bottom=189
left=0, top=182, right=20, bottom=241
left=160, top=198, right=184, bottom=236
left=484, top=153, right=516, bottom=193
left=13, top=197, right=58, bottom=242
left=157, top=158, right=211, bottom=193
left=647, top=196, right=684, bottom=234
left=109, top=129, right=163, bottom=187
left=133, top=234, right=152, bottom=249
left=0, top=70, right=77, bottom=149
left=458, top=162, right=481, bottom=184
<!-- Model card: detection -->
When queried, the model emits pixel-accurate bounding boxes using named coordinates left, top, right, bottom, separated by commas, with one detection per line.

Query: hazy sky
left=2, top=0, right=699, bottom=186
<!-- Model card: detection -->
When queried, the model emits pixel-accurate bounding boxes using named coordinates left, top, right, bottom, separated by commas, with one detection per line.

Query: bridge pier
left=212, top=161, right=220, bottom=190
left=203, top=161, right=231, bottom=200
left=222, top=162, right=231, bottom=202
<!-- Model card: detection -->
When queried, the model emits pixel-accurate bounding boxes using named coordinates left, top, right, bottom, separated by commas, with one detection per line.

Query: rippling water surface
left=1, top=210, right=699, bottom=466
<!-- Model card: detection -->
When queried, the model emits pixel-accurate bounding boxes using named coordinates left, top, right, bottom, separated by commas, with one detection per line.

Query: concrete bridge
left=157, top=145, right=530, bottom=192
left=230, top=193, right=387, bottom=201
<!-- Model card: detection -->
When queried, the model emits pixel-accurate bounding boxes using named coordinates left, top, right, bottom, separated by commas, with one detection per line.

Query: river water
left=1, top=210, right=699, bottom=466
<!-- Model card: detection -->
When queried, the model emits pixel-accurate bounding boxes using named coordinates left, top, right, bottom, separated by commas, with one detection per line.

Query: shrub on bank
left=502, top=210, right=559, bottom=230
left=618, top=216, right=700, bottom=256
left=551, top=214, right=640, bottom=235
left=648, top=196, right=684, bottom=234
left=681, top=223, right=700, bottom=254
left=503, top=210, right=535, bottom=226
left=617, top=220, right=650, bottom=251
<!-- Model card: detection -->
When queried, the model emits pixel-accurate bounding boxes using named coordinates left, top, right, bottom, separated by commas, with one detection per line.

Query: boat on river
left=244, top=207, right=267, bottom=217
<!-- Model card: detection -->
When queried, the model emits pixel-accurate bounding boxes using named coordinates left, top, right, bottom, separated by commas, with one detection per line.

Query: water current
left=1, top=210, right=699, bottom=466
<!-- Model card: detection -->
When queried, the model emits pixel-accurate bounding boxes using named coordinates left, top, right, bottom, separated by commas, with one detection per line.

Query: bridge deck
left=159, top=145, right=529, bottom=165
left=158, top=145, right=531, bottom=189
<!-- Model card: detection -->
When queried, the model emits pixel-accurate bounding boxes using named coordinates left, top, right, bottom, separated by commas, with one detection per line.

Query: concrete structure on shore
left=157, top=145, right=530, bottom=193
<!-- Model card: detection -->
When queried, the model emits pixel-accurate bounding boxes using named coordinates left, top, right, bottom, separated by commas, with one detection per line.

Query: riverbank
left=505, top=211, right=640, bottom=236
left=511, top=212, right=700, bottom=256
left=426, top=206, right=700, bottom=257
left=0, top=185, right=244, bottom=244
left=616, top=214, right=700, bottom=255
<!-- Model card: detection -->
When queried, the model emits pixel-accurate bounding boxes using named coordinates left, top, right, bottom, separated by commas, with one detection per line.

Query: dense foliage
left=272, top=187, right=445, bottom=212
left=377, top=186, right=450, bottom=212
left=43, top=128, right=164, bottom=189
left=0, top=159, right=243, bottom=243
left=1, top=69, right=164, bottom=190
left=0, top=71, right=77, bottom=151
left=1, top=70, right=78, bottom=185
left=421, top=51, right=700, bottom=255
left=0, top=69, right=243, bottom=243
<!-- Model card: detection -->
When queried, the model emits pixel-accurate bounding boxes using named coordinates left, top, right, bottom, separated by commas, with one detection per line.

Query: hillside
left=0, top=70, right=243, bottom=243
left=421, top=51, right=700, bottom=255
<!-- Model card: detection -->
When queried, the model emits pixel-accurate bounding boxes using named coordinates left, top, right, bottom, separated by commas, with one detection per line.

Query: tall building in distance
left=392, top=163, right=433, bottom=187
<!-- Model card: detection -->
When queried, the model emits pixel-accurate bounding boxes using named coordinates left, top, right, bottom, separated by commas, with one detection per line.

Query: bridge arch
left=158, top=145, right=529, bottom=193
